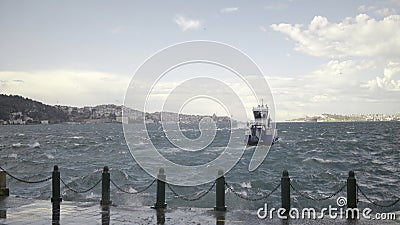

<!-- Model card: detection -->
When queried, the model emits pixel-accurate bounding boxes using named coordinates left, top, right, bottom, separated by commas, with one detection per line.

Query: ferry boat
left=245, top=103, right=278, bottom=146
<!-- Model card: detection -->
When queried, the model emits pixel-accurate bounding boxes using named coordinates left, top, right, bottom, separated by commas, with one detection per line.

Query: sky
left=0, top=0, right=399, bottom=121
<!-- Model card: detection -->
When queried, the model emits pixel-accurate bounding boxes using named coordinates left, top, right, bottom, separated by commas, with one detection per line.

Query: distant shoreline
left=1, top=94, right=399, bottom=125
left=1, top=120, right=399, bottom=126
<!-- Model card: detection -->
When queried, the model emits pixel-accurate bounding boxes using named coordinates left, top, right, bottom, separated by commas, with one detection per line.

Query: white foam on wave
left=69, top=136, right=83, bottom=139
left=12, top=143, right=22, bottom=148
left=9, top=153, right=17, bottom=159
left=85, top=192, right=101, bottom=200
left=338, top=138, right=358, bottom=143
left=303, top=157, right=333, bottom=164
left=45, top=154, right=55, bottom=159
left=240, top=181, right=252, bottom=189
left=128, top=187, right=137, bottom=193
left=29, top=142, right=40, bottom=148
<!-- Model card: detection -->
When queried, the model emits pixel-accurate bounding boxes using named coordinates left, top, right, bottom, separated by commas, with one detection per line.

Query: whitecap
left=12, top=143, right=22, bottom=148
left=29, top=142, right=40, bottom=148
left=338, top=139, right=358, bottom=143
left=237, top=190, right=248, bottom=197
left=45, top=154, right=55, bottom=159
left=69, top=136, right=83, bottom=139
left=85, top=192, right=100, bottom=199
left=9, top=153, right=17, bottom=159
left=128, top=187, right=137, bottom=193
left=303, top=157, right=333, bottom=164
left=240, top=181, right=252, bottom=189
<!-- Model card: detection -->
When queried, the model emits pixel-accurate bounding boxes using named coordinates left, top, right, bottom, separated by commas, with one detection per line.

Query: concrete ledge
left=0, top=196, right=398, bottom=224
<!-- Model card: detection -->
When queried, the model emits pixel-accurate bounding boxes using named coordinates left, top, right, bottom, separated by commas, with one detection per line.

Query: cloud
left=220, top=7, right=239, bottom=14
left=173, top=15, right=201, bottom=31
left=359, top=5, right=397, bottom=16
left=363, top=61, right=400, bottom=91
left=312, top=59, right=375, bottom=77
left=271, top=14, right=400, bottom=59
left=266, top=58, right=396, bottom=120
left=0, top=70, right=129, bottom=106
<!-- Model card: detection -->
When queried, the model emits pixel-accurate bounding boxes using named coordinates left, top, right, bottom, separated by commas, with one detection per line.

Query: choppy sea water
left=0, top=122, right=399, bottom=212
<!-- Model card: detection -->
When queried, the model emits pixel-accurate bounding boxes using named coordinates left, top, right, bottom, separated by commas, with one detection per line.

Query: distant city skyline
left=1, top=1, right=399, bottom=121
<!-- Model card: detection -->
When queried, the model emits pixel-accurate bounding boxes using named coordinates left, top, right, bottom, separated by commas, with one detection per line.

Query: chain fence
left=290, top=182, right=346, bottom=201
left=357, top=184, right=400, bottom=208
left=110, top=179, right=156, bottom=195
left=60, top=177, right=102, bottom=194
left=225, top=180, right=281, bottom=202
left=167, top=181, right=216, bottom=202
left=2, top=164, right=400, bottom=209
left=0, top=165, right=52, bottom=184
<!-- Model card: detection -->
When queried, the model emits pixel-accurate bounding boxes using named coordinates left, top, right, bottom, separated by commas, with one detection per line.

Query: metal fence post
left=214, top=169, right=226, bottom=211
left=347, top=170, right=358, bottom=219
left=0, top=171, right=9, bottom=196
left=100, top=166, right=112, bottom=206
left=153, top=168, right=167, bottom=209
left=281, top=170, right=290, bottom=214
left=51, top=165, right=62, bottom=222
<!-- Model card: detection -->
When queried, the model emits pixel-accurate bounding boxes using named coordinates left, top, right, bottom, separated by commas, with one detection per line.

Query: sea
left=0, top=122, right=399, bottom=213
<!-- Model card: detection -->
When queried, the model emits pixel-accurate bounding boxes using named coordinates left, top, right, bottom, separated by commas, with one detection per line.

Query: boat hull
left=245, top=130, right=278, bottom=146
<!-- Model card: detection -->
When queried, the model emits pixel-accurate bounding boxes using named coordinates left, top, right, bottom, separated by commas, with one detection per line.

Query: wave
left=12, top=143, right=22, bottom=148
left=69, top=136, right=84, bottom=139
left=45, top=153, right=55, bottom=159
left=303, top=157, right=342, bottom=164
left=240, top=181, right=252, bottom=189
left=29, top=142, right=40, bottom=148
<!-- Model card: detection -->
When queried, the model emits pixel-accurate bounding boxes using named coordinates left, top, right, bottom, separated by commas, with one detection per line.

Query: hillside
left=0, top=94, right=68, bottom=124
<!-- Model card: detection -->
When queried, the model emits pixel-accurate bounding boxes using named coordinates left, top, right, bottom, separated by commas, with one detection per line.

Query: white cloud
left=375, top=8, right=398, bottom=16
left=220, top=7, right=239, bottom=14
left=312, top=60, right=375, bottom=77
left=363, top=61, right=400, bottom=91
left=267, top=59, right=386, bottom=120
left=173, top=15, right=201, bottom=31
left=0, top=70, right=129, bottom=106
left=271, top=14, right=400, bottom=59
left=358, top=5, right=397, bottom=17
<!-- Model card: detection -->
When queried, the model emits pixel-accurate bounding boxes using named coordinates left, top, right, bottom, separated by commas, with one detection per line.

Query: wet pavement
left=0, top=196, right=398, bottom=224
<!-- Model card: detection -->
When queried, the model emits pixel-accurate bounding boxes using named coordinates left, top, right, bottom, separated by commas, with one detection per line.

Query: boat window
left=253, top=111, right=261, bottom=119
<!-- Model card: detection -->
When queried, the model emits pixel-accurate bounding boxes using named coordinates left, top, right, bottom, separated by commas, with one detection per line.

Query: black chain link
left=225, top=181, right=281, bottom=202
left=357, top=184, right=400, bottom=207
left=0, top=165, right=52, bottom=184
left=110, top=179, right=156, bottom=194
left=60, top=177, right=102, bottom=194
left=290, top=182, right=346, bottom=201
left=167, top=181, right=216, bottom=202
